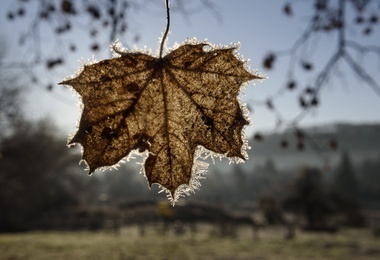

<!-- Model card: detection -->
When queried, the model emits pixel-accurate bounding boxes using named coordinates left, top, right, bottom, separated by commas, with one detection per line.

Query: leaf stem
left=159, top=0, right=170, bottom=58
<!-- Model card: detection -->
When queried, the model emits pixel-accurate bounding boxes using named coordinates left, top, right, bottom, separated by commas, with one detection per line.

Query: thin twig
left=346, top=41, right=380, bottom=55
left=159, top=0, right=170, bottom=58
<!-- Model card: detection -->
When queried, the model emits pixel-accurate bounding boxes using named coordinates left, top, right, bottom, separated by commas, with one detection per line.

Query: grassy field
left=0, top=225, right=379, bottom=260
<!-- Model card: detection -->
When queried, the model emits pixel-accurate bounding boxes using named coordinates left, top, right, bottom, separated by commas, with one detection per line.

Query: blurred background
left=0, top=0, right=380, bottom=259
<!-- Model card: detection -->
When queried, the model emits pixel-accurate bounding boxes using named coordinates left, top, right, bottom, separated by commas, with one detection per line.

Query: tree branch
left=344, top=53, right=380, bottom=97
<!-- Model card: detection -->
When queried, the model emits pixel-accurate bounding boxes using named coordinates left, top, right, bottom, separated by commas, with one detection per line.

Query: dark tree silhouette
left=331, top=151, right=364, bottom=226
left=283, top=167, right=335, bottom=229
left=1, top=46, right=85, bottom=231
left=257, top=194, right=283, bottom=225
left=333, top=151, right=360, bottom=200
left=0, top=119, right=84, bottom=231
left=358, top=157, right=380, bottom=204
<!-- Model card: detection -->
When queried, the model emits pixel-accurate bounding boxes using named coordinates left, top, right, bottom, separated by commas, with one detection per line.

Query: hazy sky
left=1, top=0, right=379, bottom=137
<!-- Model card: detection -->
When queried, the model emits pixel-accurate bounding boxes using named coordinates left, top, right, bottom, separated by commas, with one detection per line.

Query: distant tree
left=283, top=167, right=335, bottom=228
left=257, top=193, right=283, bottom=225
left=333, top=151, right=360, bottom=200
left=358, top=158, right=380, bottom=204
left=1, top=45, right=88, bottom=231
left=229, top=165, right=248, bottom=203
left=331, top=151, right=364, bottom=226
left=251, top=159, right=285, bottom=199
left=0, top=119, right=84, bottom=231
left=263, top=158, right=277, bottom=175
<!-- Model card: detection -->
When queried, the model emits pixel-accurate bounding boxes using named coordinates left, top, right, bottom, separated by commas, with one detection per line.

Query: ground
left=0, top=225, right=379, bottom=259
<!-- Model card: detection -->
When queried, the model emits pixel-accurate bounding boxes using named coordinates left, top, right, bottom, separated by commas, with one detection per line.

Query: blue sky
left=1, top=0, right=379, bottom=137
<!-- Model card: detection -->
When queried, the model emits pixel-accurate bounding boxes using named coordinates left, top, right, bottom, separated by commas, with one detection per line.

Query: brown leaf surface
left=60, top=42, right=262, bottom=199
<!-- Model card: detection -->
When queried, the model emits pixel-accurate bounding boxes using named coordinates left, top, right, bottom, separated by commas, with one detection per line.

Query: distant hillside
left=209, top=122, right=380, bottom=173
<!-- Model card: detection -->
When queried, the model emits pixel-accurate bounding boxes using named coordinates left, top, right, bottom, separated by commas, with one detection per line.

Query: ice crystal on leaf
left=59, top=40, right=263, bottom=203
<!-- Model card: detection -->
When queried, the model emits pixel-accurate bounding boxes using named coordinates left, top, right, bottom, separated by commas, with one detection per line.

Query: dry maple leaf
left=60, top=40, right=263, bottom=202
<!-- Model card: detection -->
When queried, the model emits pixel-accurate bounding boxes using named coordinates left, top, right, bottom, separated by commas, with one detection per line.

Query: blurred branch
left=346, top=41, right=380, bottom=55
left=255, top=0, right=380, bottom=130
left=3, top=0, right=217, bottom=98
left=344, top=53, right=380, bottom=97
left=252, top=0, right=380, bottom=160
